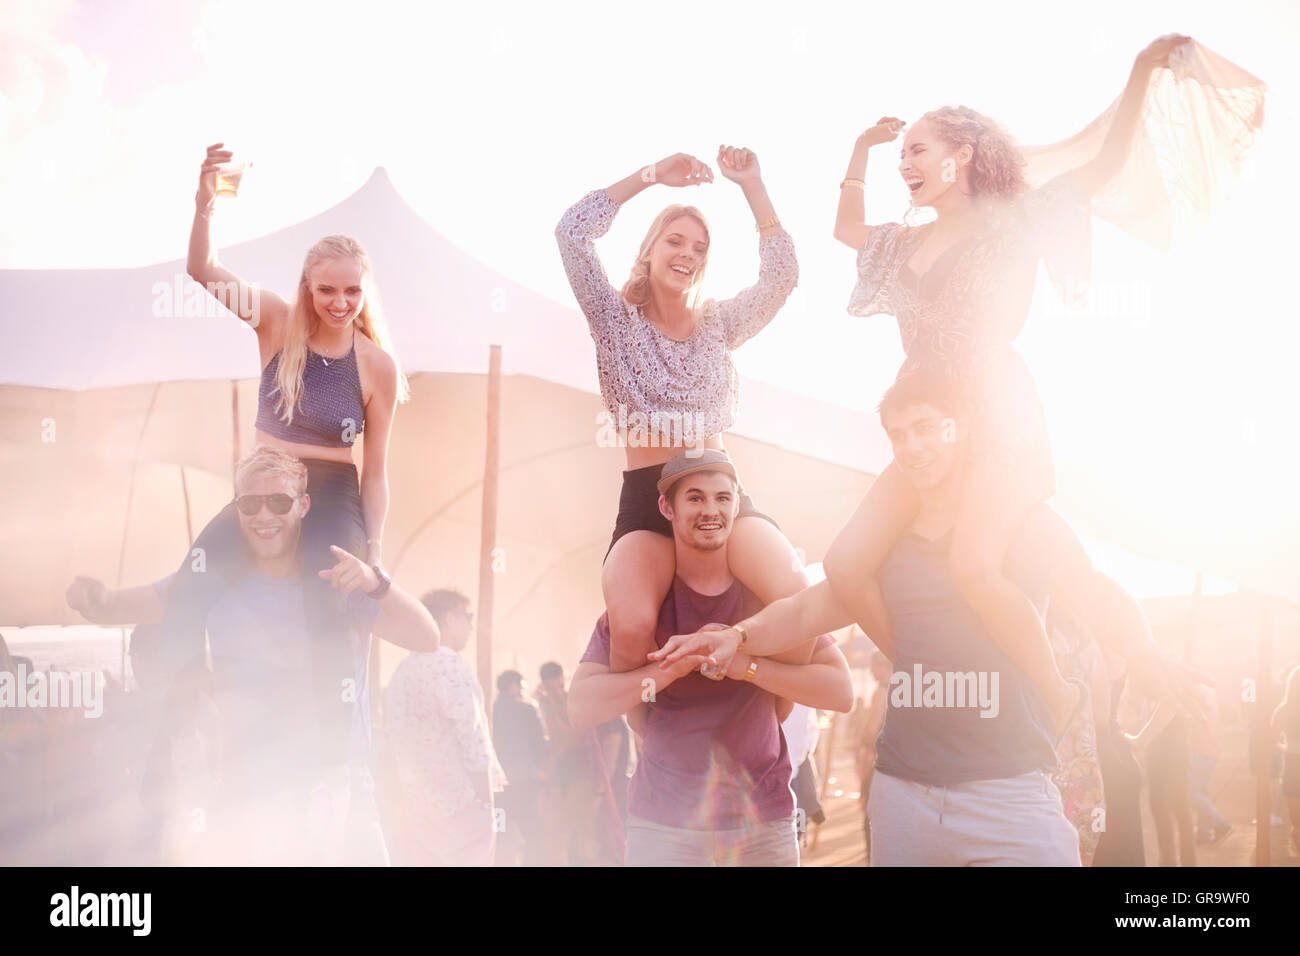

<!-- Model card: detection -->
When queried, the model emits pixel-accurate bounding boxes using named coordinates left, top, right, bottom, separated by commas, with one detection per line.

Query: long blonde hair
left=620, top=206, right=711, bottom=312
left=274, top=235, right=410, bottom=425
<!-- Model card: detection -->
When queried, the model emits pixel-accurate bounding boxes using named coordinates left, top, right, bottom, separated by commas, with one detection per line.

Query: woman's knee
left=604, top=592, right=661, bottom=643
left=728, top=517, right=804, bottom=601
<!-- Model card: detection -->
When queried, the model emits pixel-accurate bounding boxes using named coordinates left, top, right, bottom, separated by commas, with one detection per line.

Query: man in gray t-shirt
left=67, top=447, right=439, bottom=865
left=656, top=372, right=1202, bottom=866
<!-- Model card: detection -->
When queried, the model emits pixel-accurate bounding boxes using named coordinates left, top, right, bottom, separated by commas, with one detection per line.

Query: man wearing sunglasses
left=66, top=446, right=438, bottom=865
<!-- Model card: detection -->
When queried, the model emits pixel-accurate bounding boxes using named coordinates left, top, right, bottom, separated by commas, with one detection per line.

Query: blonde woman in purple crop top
left=556, top=146, right=819, bottom=685
left=160, top=142, right=410, bottom=764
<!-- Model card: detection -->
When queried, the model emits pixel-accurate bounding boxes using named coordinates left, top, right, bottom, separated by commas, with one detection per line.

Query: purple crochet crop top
left=255, top=338, right=366, bottom=448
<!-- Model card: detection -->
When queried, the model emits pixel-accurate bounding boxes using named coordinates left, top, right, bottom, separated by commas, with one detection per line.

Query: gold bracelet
left=755, top=216, right=780, bottom=232
left=840, top=178, right=865, bottom=189
left=744, top=659, right=758, bottom=682
left=733, top=622, right=749, bottom=650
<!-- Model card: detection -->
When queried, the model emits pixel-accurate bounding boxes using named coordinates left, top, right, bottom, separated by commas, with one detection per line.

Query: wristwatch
left=366, top=565, right=392, bottom=599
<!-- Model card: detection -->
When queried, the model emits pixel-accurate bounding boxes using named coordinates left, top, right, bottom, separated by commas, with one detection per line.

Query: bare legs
left=727, top=514, right=819, bottom=722
left=603, top=529, right=676, bottom=674
left=727, top=515, right=817, bottom=665
left=822, top=462, right=917, bottom=659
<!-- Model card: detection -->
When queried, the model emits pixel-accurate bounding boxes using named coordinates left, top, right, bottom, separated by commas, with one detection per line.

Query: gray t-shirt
left=204, top=572, right=379, bottom=788
left=873, top=504, right=1090, bottom=787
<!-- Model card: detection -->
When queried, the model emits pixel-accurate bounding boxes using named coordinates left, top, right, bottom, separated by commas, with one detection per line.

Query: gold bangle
left=744, top=659, right=758, bottom=682
left=733, top=622, right=749, bottom=650
left=840, top=178, right=865, bottom=189
left=755, top=216, right=780, bottom=232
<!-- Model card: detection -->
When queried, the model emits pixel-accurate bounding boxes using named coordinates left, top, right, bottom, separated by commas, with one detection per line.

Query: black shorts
left=604, top=463, right=779, bottom=562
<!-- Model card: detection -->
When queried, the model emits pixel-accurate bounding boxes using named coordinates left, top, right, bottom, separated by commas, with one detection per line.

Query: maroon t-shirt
left=582, top=576, right=831, bottom=831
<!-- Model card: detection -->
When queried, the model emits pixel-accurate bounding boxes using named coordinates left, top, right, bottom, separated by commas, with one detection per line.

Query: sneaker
left=1209, top=823, right=1234, bottom=845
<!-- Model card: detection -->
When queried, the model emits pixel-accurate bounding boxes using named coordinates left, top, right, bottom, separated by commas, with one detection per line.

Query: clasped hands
left=649, top=623, right=749, bottom=683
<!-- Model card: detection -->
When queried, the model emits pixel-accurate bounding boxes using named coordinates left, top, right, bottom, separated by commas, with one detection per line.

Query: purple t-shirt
left=582, top=576, right=832, bottom=831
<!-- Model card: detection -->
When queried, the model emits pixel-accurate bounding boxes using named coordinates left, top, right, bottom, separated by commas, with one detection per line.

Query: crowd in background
left=4, top=617, right=1299, bottom=866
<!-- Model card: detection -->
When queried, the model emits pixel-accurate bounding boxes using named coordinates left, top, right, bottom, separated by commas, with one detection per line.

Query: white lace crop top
left=556, top=189, right=798, bottom=446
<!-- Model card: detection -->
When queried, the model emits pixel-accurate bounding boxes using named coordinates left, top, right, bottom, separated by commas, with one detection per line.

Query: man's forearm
left=101, top=582, right=167, bottom=625
left=372, top=584, right=440, bottom=652
left=569, top=662, right=677, bottom=732
left=738, top=650, right=854, bottom=713
left=739, top=581, right=856, bottom=659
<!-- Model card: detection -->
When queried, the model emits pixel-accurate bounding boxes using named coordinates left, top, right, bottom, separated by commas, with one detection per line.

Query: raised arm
left=725, top=636, right=854, bottom=713
left=834, top=118, right=904, bottom=250
left=1066, top=35, right=1191, bottom=198
left=188, top=142, right=288, bottom=336
left=713, top=145, right=799, bottom=349
left=555, top=153, right=713, bottom=334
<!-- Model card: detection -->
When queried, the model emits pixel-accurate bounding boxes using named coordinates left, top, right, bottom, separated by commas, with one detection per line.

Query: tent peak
left=362, top=166, right=394, bottom=191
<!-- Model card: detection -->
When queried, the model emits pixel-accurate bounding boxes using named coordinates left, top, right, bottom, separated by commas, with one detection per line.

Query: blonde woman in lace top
left=822, top=35, right=1197, bottom=738
left=556, top=147, right=817, bottom=685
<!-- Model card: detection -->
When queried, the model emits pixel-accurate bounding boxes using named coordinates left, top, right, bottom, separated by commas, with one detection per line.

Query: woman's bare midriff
left=255, top=429, right=357, bottom=465
left=623, top=432, right=726, bottom=471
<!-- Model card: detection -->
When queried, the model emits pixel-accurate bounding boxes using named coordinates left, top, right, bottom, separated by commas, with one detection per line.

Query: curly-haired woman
left=819, top=36, right=1197, bottom=740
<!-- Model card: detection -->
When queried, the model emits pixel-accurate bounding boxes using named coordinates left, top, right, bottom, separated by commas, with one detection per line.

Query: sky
left=3, top=0, right=1298, bottom=599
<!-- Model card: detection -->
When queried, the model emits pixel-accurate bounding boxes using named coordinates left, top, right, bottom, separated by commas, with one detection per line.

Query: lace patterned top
left=384, top=647, right=505, bottom=820
left=849, top=174, right=1092, bottom=487
left=556, top=189, right=798, bottom=446
left=849, top=173, right=1092, bottom=381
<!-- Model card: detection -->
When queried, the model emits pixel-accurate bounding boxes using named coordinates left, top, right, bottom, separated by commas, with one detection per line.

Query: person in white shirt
left=384, top=588, right=504, bottom=866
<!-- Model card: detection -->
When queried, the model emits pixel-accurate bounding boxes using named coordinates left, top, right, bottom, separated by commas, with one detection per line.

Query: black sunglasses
left=234, top=493, right=297, bottom=516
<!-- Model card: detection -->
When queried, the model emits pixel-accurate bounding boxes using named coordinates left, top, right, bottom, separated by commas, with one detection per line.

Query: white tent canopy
left=3, top=168, right=889, bottom=469
left=3, top=168, right=1294, bottom=676
left=1, top=170, right=890, bottom=685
